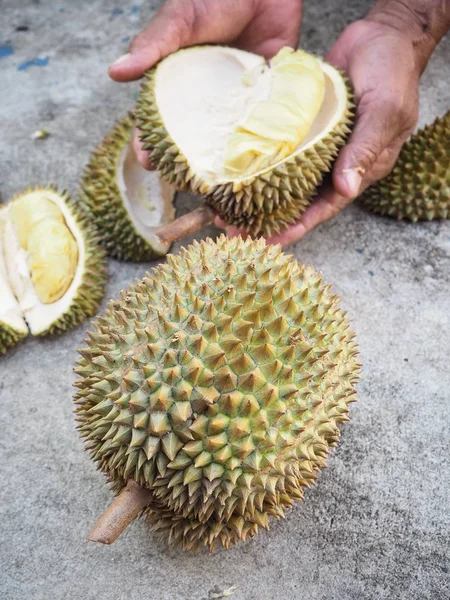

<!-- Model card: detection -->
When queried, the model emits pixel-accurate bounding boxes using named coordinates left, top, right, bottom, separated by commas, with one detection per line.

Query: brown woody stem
left=88, top=480, right=153, bottom=545
left=154, top=204, right=216, bottom=245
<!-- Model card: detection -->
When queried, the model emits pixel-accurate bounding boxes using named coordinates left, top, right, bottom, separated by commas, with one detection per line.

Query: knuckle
left=351, top=139, right=380, bottom=170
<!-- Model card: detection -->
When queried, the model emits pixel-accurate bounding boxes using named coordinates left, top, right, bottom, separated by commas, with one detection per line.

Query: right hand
left=108, top=0, right=303, bottom=168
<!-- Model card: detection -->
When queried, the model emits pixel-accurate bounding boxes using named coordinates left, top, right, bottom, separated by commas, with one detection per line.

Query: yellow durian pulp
left=10, top=196, right=79, bottom=304
left=224, top=48, right=326, bottom=177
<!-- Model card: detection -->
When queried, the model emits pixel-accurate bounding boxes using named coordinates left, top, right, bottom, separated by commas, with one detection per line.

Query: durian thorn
left=154, top=205, right=216, bottom=245
left=87, top=480, right=152, bottom=545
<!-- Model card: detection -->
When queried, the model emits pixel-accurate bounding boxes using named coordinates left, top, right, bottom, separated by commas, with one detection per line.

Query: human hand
left=220, top=18, right=422, bottom=245
left=108, top=0, right=303, bottom=167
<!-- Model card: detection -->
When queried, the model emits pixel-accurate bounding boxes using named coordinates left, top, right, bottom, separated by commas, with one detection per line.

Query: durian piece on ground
left=136, top=46, right=354, bottom=239
left=74, top=235, right=361, bottom=551
left=79, top=113, right=177, bottom=261
left=0, top=213, right=28, bottom=354
left=362, top=111, right=450, bottom=221
left=0, top=187, right=107, bottom=353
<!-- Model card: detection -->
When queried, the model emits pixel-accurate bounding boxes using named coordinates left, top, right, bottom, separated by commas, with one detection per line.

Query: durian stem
left=154, top=205, right=216, bottom=245
left=88, top=480, right=153, bottom=545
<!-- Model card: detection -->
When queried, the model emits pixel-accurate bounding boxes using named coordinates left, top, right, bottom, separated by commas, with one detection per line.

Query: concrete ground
left=1, top=1, right=449, bottom=599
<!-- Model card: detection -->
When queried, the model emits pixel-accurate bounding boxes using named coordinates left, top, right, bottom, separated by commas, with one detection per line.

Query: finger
left=359, top=136, right=408, bottom=192
left=109, top=2, right=196, bottom=81
left=265, top=185, right=351, bottom=246
left=332, top=100, right=407, bottom=200
left=132, top=129, right=157, bottom=170
left=109, top=0, right=258, bottom=82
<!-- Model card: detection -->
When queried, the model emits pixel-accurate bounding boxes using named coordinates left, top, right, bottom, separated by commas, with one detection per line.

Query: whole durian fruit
left=0, top=187, right=107, bottom=354
left=74, top=235, right=360, bottom=551
left=136, top=46, right=354, bottom=237
left=362, top=111, right=450, bottom=221
left=79, top=113, right=176, bottom=261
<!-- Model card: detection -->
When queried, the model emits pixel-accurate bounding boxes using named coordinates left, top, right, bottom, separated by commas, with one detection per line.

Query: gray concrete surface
left=1, top=1, right=449, bottom=599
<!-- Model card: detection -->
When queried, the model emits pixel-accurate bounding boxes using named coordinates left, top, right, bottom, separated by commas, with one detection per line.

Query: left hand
left=218, top=19, right=421, bottom=245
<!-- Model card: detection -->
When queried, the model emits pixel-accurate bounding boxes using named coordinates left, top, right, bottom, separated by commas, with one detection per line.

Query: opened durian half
left=136, top=46, right=354, bottom=237
left=79, top=113, right=176, bottom=261
left=0, top=187, right=107, bottom=355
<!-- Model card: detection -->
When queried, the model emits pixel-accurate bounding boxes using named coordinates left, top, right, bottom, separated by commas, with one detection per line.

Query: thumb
left=109, top=2, right=196, bottom=82
left=332, top=102, right=396, bottom=199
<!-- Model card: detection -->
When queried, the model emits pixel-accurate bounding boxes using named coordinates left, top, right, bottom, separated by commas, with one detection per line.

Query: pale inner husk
left=0, top=191, right=86, bottom=335
left=117, top=128, right=176, bottom=253
left=154, top=46, right=347, bottom=186
left=0, top=212, right=27, bottom=335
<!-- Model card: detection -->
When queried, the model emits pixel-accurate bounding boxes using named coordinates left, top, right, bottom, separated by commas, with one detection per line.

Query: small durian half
left=79, top=113, right=176, bottom=261
left=0, top=187, right=107, bottom=354
left=136, top=45, right=354, bottom=238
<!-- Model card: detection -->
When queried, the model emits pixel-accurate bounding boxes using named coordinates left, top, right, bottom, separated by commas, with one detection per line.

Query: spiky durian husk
left=135, top=63, right=354, bottom=237
left=79, top=113, right=172, bottom=262
left=362, top=111, right=450, bottom=221
left=74, top=235, right=360, bottom=551
left=0, top=322, right=28, bottom=355
left=8, top=186, right=108, bottom=337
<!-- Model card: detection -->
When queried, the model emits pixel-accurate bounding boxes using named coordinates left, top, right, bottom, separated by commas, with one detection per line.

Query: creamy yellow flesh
left=224, top=48, right=326, bottom=177
left=9, top=196, right=78, bottom=304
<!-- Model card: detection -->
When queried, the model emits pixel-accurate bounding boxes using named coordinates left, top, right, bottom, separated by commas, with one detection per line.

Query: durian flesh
left=224, top=48, right=326, bottom=178
left=137, top=45, right=353, bottom=235
left=8, top=194, right=79, bottom=304
left=0, top=188, right=107, bottom=352
left=79, top=113, right=176, bottom=262
left=74, top=235, right=360, bottom=551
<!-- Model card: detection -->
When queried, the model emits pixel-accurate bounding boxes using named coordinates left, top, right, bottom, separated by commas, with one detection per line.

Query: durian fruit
left=74, top=235, right=360, bottom=551
left=136, top=46, right=354, bottom=237
left=0, top=211, right=28, bottom=354
left=362, top=111, right=450, bottom=221
left=0, top=187, right=107, bottom=353
left=79, top=113, right=176, bottom=261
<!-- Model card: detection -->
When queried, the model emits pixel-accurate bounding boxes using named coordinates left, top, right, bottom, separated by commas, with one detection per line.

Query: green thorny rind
left=362, top=111, right=450, bottom=221
left=135, top=62, right=355, bottom=237
left=74, top=235, right=361, bottom=551
left=79, top=113, right=174, bottom=261
left=0, top=321, right=27, bottom=355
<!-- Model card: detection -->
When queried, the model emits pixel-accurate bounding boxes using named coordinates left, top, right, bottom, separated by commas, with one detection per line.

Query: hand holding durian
left=108, top=0, right=449, bottom=245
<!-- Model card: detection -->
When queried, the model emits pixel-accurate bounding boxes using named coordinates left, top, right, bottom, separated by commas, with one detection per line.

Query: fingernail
left=109, top=53, right=131, bottom=69
left=342, top=169, right=362, bottom=198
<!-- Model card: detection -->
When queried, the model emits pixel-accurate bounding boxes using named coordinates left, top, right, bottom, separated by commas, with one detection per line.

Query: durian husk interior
left=136, top=46, right=354, bottom=236
left=0, top=187, right=107, bottom=351
left=362, top=111, right=450, bottom=221
left=74, top=236, right=360, bottom=551
left=79, top=113, right=176, bottom=261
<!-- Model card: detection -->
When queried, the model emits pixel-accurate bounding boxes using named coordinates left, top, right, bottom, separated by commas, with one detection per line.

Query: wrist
left=365, top=0, right=450, bottom=73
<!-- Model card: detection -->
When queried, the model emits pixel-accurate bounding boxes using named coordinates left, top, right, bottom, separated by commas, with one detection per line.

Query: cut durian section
left=0, top=187, right=107, bottom=348
left=137, top=45, right=353, bottom=236
left=0, top=208, right=28, bottom=354
left=224, top=48, right=326, bottom=177
left=79, top=113, right=176, bottom=262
